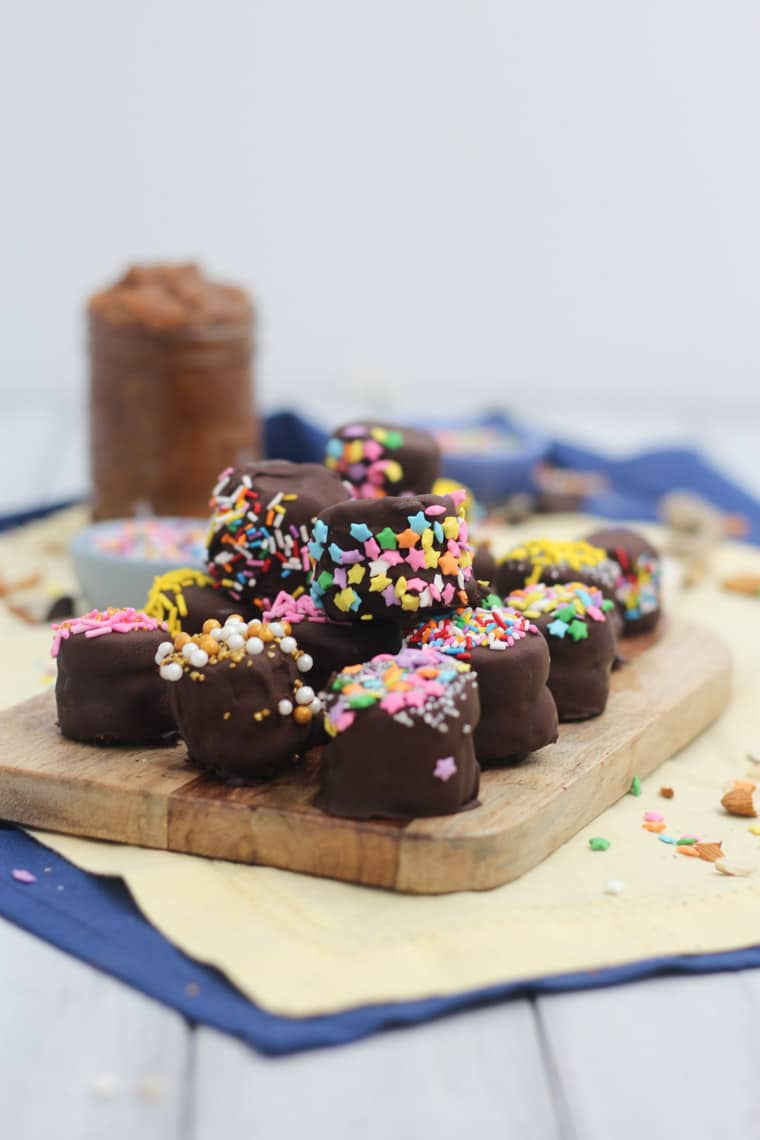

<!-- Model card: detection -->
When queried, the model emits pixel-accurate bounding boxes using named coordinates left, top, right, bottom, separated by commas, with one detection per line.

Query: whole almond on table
left=721, top=784, right=758, bottom=817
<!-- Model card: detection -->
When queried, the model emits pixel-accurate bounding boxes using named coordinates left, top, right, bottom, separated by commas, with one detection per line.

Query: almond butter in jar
left=88, top=263, right=258, bottom=520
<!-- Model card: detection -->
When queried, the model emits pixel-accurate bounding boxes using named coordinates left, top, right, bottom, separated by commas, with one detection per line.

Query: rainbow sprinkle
left=611, top=548, right=661, bottom=621
left=310, top=493, right=473, bottom=616
left=206, top=469, right=311, bottom=599
left=324, top=647, right=474, bottom=736
left=94, top=519, right=206, bottom=563
left=505, top=581, right=615, bottom=640
left=325, top=424, right=406, bottom=499
left=406, top=605, right=539, bottom=660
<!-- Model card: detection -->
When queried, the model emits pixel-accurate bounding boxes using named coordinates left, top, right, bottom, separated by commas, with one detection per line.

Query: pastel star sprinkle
left=407, top=511, right=428, bottom=535
left=433, top=756, right=457, bottom=782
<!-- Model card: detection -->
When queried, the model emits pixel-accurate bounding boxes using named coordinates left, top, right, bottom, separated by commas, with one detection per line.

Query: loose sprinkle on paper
left=11, top=868, right=37, bottom=884
left=630, top=777, right=642, bottom=797
left=715, top=860, right=756, bottom=877
left=589, top=837, right=611, bottom=851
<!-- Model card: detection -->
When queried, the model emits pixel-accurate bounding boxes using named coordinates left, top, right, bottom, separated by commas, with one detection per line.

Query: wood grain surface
left=0, top=620, right=731, bottom=893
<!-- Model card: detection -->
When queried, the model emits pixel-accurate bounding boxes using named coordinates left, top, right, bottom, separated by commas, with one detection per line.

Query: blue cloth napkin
left=2, top=823, right=760, bottom=1056
left=265, top=409, right=760, bottom=544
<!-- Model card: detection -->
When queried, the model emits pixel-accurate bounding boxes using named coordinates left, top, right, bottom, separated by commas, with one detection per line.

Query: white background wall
left=2, top=0, right=760, bottom=505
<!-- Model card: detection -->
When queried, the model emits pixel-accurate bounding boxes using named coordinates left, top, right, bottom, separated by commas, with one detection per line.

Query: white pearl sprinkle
left=227, top=620, right=247, bottom=636
left=278, top=699, right=293, bottom=716
left=211, top=627, right=225, bottom=641
left=227, top=634, right=245, bottom=651
left=268, top=622, right=285, bottom=639
left=182, top=642, right=197, bottom=659
left=295, top=686, right=315, bottom=705
left=297, top=654, right=314, bottom=673
left=160, top=662, right=183, bottom=682
left=246, top=637, right=264, bottom=656
left=154, top=642, right=173, bottom=664
left=308, top=698, right=323, bottom=715
left=189, top=650, right=209, bottom=668
left=604, top=879, right=624, bottom=896
left=279, top=636, right=297, bottom=654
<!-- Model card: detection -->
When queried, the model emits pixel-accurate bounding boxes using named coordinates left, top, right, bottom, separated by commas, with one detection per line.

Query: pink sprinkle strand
left=51, top=608, right=167, bottom=658
left=643, top=811, right=664, bottom=822
left=263, top=591, right=329, bottom=625
left=11, top=869, right=37, bottom=884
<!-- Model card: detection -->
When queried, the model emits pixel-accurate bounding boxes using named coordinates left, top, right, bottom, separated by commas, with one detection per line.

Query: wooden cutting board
left=0, top=619, right=731, bottom=894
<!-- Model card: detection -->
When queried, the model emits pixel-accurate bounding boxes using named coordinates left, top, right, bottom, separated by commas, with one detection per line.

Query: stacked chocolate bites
left=310, top=465, right=560, bottom=816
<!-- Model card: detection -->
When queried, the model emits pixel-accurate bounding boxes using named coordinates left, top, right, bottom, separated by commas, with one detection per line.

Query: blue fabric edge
left=2, top=824, right=760, bottom=1057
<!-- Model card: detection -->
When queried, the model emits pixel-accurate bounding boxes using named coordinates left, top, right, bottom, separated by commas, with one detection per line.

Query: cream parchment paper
left=4, top=513, right=760, bottom=1016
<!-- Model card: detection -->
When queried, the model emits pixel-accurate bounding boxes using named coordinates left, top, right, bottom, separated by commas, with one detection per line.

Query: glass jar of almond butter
left=88, top=263, right=258, bottom=519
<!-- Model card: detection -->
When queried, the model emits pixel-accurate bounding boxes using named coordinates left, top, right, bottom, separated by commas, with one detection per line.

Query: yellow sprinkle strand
left=145, top=567, right=216, bottom=636
left=502, top=539, right=609, bottom=582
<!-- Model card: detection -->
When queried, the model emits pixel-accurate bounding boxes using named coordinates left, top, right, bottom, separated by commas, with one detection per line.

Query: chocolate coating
left=472, top=543, right=497, bottom=589
left=316, top=650, right=480, bottom=820
left=262, top=593, right=403, bottom=747
left=405, top=606, right=558, bottom=764
left=310, top=493, right=474, bottom=623
left=206, top=460, right=351, bottom=603
left=164, top=622, right=316, bottom=781
left=506, top=582, right=618, bottom=720
left=585, top=527, right=662, bottom=635
left=284, top=619, right=401, bottom=692
left=538, top=612, right=615, bottom=720
left=178, top=584, right=256, bottom=632
left=470, top=635, right=558, bottom=763
left=325, top=421, right=441, bottom=499
left=55, top=628, right=175, bottom=744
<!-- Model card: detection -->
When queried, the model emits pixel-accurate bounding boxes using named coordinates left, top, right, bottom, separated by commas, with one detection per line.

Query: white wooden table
left=3, top=405, right=758, bottom=1139
left=4, top=914, right=758, bottom=1140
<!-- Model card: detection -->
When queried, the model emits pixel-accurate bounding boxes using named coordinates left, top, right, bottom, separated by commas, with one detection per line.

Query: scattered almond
left=659, top=786, right=675, bottom=799
left=721, top=786, right=758, bottom=817
left=695, top=842, right=724, bottom=863
left=723, top=778, right=757, bottom=792
left=715, top=860, right=756, bottom=877
left=722, top=575, right=760, bottom=596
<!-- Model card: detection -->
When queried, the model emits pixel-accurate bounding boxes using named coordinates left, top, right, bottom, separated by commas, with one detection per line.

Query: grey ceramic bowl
left=70, top=517, right=209, bottom=611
